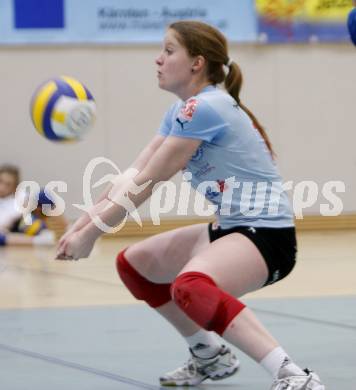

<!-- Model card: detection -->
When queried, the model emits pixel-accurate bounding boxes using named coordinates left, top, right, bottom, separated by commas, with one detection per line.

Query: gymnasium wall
left=0, top=43, right=355, bottom=220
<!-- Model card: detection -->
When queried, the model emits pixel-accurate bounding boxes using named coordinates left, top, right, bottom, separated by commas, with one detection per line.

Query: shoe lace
left=171, top=353, right=221, bottom=379
left=170, top=358, right=198, bottom=379
left=273, top=374, right=313, bottom=390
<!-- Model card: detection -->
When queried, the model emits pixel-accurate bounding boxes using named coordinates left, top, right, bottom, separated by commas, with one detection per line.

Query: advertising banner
left=256, top=0, right=354, bottom=43
left=0, top=0, right=257, bottom=45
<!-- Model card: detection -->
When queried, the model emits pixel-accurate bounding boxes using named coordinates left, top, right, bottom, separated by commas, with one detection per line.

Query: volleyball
left=30, top=76, right=96, bottom=142
left=348, top=7, right=356, bottom=46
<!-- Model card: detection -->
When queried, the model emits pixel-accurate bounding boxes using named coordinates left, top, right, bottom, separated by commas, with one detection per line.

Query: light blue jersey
left=159, top=85, right=294, bottom=228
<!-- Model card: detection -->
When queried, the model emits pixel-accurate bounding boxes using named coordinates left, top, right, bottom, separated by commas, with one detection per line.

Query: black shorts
left=208, top=223, right=297, bottom=286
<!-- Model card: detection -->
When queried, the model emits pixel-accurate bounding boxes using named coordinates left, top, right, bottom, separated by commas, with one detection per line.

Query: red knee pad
left=171, top=272, right=246, bottom=335
left=116, top=249, right=171, bottom=308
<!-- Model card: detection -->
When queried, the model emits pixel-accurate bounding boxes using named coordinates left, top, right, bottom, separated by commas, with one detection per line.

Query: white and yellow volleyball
left=30, top=76, right=96, bottom=142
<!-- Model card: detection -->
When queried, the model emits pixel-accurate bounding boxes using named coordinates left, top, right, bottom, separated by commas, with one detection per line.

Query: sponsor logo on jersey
left=205, top=186, right=220, bottom=200
left=217, top=179, right=228, bottom=192
left=205, top=179, right=228, bottom=200
left=194, top=162, right=216, bottom=178
left=180, top=98, right=198, bottom=121
left=176, top=98, right=198, bottom=129
left=191, top=146, right=203, bottom=161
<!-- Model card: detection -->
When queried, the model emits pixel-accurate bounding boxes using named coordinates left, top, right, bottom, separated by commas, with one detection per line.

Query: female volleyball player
left=57, top=21, right=326, bottom=390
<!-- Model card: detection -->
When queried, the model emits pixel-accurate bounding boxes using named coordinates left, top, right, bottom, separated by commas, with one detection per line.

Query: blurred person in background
left=0, top=164, right=22, bottom=232
left=1, top=185, right=67, bottom=247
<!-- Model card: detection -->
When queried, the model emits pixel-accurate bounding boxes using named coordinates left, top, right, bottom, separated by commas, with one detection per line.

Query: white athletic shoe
left=270, top=364, right=325, bottom=390
left=159, top=345, right=240, bottom=386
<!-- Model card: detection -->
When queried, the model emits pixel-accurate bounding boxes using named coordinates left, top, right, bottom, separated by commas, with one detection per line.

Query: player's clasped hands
left=55, top=228, right=97, bottom=261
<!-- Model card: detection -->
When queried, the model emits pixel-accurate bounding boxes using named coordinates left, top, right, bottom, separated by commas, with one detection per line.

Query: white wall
left=0, top=43, right=355, bottom=219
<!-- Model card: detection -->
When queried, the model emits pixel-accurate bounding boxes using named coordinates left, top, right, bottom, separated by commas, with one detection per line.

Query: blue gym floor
left=1, top=296, right=355, bottom=390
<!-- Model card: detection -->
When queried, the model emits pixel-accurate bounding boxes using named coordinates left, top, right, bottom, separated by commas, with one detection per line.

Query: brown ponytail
left=169, top=20, right=275, bottom=157
left=225, top=62, right=275, bottom=157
